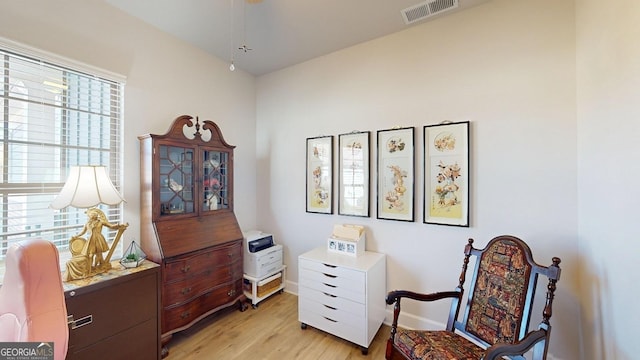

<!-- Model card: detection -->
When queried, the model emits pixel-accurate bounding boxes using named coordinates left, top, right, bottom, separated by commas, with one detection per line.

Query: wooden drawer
left=67, top=319, right=158, bottom=360
left=162, top=279, right=242, bottom=331
left=164, top=261, right=243, bottom=306
left=164, top=243, right=242, bottom=283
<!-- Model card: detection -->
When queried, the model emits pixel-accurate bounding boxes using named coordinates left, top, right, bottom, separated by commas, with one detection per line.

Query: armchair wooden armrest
left=483, top=327, right=549, bottom=360
left=386, top=289, right=462, bottom=305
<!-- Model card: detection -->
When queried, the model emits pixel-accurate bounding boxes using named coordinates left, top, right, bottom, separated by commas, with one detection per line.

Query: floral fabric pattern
left=394, top=329, right=485, bottom=360
left=465, top=238, right=531, bottom=345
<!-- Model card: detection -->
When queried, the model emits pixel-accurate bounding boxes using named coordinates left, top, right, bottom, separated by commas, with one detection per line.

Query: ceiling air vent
left=401, top=0, right=459, bottom=25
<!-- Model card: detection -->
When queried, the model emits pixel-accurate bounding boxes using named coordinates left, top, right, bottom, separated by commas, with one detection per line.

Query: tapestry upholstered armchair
left=385, top=235, right=561, bottom=360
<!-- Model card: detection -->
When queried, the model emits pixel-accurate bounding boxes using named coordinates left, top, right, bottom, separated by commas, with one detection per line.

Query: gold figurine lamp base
left=64, top=208, right=128, bottom=281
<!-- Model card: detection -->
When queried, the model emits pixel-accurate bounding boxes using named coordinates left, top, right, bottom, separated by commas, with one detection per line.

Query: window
left=0, top=41, right=125, bottom=276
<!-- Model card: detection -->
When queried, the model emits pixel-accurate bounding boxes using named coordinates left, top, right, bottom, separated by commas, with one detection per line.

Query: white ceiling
left=105, top=0, right=490, bottom=76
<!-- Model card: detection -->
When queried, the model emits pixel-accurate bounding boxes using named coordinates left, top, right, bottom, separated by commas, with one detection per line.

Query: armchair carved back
left=455, top=236, right=561, bottom=350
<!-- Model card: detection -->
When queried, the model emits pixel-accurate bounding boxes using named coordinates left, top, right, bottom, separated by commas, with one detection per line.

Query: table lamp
left=50, top=165, right=129, bottom=281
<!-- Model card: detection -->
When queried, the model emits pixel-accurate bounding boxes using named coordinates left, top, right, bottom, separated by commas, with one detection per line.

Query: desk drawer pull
left=69, top=315, right=93, bottom=330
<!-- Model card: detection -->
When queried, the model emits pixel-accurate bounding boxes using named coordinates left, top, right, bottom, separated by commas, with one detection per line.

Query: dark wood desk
left=64, top=261, right=161, bottom=360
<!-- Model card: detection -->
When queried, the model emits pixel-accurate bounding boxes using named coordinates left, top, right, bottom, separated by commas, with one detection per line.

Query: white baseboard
left=383, top=308, right=445, bottom=330
left=285, top=279, right=298, bottom=295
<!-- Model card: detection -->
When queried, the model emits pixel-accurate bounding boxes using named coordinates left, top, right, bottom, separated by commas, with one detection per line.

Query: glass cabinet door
left=202, top=149, right=229, bottom=212
left=159, top=145, right=195, bottom=216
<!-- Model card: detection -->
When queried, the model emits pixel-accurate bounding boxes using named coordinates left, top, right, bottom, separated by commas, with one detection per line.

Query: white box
left=327, top=224, right=365, bottom=257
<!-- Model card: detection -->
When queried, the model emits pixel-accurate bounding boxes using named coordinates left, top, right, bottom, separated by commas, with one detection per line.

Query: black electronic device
left=248, top=235, right=274, bottom=253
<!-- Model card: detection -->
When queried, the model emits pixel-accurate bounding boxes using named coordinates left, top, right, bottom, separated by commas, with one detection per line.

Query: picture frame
left=338, top=131, right=370, bottom=217
left=327, top=236, right=364, bottom=257
left=306, top=135, right=333, bottom=214
left=423, top=121, right=470, bottom=226
left=376, top=127, right=415, bottom=222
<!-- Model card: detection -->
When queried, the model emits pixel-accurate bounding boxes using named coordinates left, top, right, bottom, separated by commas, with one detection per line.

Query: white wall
left=0, top=0, right=259, bottom=242
left=576, top=0, right=640, bottom=359
left=6, top=0, right=638, bottom=359
left=256, top=0, right=579, bottom=359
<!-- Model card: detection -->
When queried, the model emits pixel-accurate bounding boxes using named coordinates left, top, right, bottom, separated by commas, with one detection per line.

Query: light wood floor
left=165, top=291, right=390, bottom=359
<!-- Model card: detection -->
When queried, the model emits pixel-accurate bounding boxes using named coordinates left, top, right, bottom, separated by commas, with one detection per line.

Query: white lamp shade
left=50, top=166, right=125, bottom=209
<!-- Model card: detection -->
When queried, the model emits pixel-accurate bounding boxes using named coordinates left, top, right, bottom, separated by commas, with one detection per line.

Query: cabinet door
left=158, top=144, right=195, bottom=216
left=201, top=149, right=231, bottom=212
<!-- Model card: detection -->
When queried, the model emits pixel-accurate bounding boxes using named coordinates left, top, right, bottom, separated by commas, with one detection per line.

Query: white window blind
left=0, top=42, right=125, bottom=274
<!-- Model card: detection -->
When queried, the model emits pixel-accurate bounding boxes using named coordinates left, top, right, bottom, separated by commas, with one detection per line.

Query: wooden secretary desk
left=138, top=115, right=247, bottom=355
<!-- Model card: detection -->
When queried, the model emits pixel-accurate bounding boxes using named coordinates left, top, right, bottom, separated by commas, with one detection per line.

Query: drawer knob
left=227, top=289, right=236, bottom=297
left=181, top=311, right=190, bottom=319
left=181, top=287, right=192, bottom=295
left=181, top=265, right=191, bottom=273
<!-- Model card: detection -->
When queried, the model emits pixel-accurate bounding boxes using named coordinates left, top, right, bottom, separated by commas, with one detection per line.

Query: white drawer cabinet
left=298, top=247, right=386, bottom=354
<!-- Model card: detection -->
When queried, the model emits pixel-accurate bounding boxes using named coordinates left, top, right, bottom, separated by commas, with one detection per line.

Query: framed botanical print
left=306, top=135, right=333, bottom=214
left=423, top=121, right=469, bottom=226
left=377, top=127, right=414, bottom=221
left=338, top=131, right=370, bottom=217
